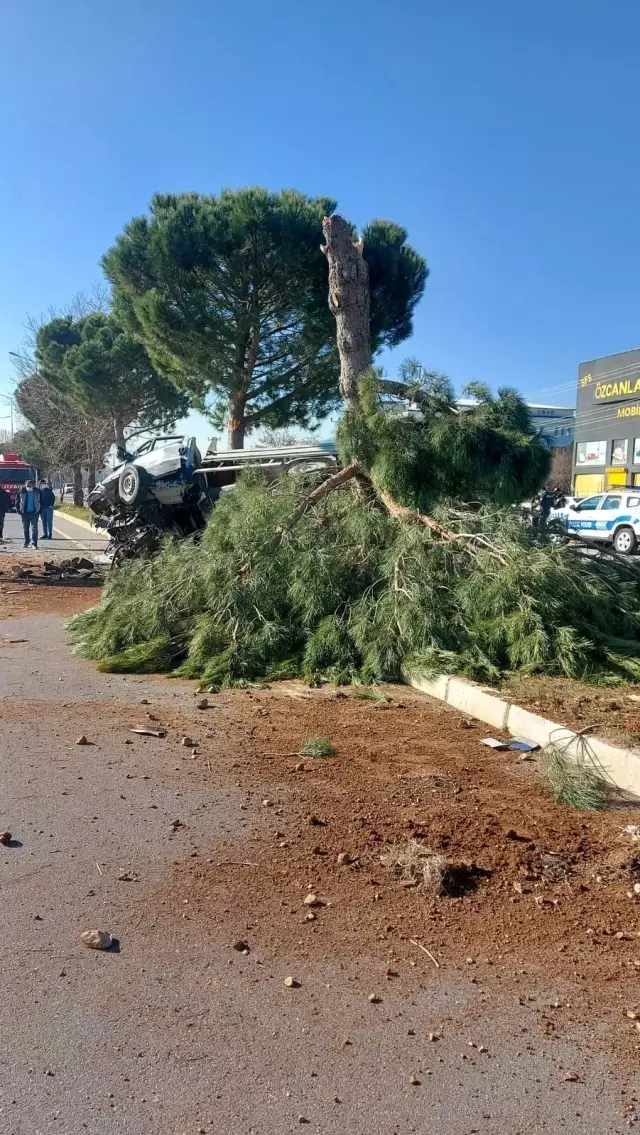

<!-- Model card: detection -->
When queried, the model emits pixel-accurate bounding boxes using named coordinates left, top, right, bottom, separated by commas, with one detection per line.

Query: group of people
left=0, top=480, right=56, bottom=548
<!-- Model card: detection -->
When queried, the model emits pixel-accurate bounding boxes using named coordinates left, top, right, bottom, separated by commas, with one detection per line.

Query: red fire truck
left=0, top=452, right=39, bottom=510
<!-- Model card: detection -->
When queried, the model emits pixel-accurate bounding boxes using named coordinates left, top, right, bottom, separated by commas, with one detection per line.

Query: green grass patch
left=299, top=735, right=336, bottom=758
left=56, top=503, right=92, bottom=524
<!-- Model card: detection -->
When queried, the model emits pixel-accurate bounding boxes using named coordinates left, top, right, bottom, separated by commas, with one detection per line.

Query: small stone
left=117, top=870, right=138, bottom=882
left=0, top=831, right=11, bottom=846
left=624, top=1009, right=639, bottom=1020
left=284, top=976, right=299, bottom=988
left=564, top=1071, right=580, bottom=1082
left=298, top=1117, right=310, bottom=1125
left=76, top=735, right=89, bottom=745
left=615, top=931, right=632, bottom=940
left=170, top=819, right=184, bottom=832
left=81, top=928, right=112, bottom=950
left=262, top=799, right=274, bottom=807
left=140, top=699, right=150, bottom=704
left=303, top=893, right=320, bottom=906
left=408, top=1074, right=421, bottom=1086
left=196, top=698, right=210, bottom=710
left=294, top=762, right=305, bottom=772
left=233, top=939, right=249, bottom=953
left=337, top=852, right=351, bottom=866
left=634, top=883, right=640, bottom=895
left=368, top=993, right=381, bottom=1003
left=429, top=1032, right=440, bottom=1042
left=181, top=737, right=196, bottom=747
left=305, top=911, right=316, bottom=921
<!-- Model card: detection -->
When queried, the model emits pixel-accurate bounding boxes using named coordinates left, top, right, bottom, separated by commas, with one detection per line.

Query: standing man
left=15, top=479, right=41, bottom=548
left=0, top=486, right=10, bottom=542
left=39, top=480, right=55, bottom=540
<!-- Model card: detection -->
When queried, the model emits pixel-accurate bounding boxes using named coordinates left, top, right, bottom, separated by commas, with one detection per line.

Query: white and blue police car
left=564, top=489, right=640, bottom=554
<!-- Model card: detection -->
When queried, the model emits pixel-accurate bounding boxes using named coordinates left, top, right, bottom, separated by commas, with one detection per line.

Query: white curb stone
left=409, top=673, right=640, bottom=798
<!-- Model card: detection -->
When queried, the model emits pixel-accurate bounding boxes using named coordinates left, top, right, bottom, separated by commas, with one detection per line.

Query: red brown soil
left=5, top=584, right=640, bottom=1057
left=162, top=684, right=640, bottom=1031
left=502, top=675, right=640, bottom=750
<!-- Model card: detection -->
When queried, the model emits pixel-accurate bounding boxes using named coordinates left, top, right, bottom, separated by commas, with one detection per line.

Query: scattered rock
left=428, top=1032, right=440, bottom=1042
left=117, top=870, right=138, bottom=882
left=181, top=736, right=196, bottom=747
left=262, top=798, right=274, bottom=807
left=298, top=1116, right=310, bottom=1125
left=294, top=762, right=305, bottom=772
left=305, top=911, right=316, bottom=921
left=284, top=976, right=299, bottom=988
left=408, top=1074, right=421, bottom=1086
left=337, top=852, right=351, bottom=866
left=233, top=939, right=250, bottom=953
left=368, top=993, right=381, bottom=1003
left=624, top=1009, right=639, bottom=1020
left=0, top=831, right=11, bottom=846
left=564, top=1071, right=580, bottom=1082
left=196, top=698, right=211, bottom=710
left=76, top=735, right=89, bottom=746
left=140, top=698, right=150, bottom=705
left=10, top=565, right=25, bottom=578
left=615, top=931, right=633, bottom=941
left=303, top=893, right=321, bottom=907
left=170, top=819, right=184, bottom=832
left=307, top=815, right=327, bottom=827
left=81, top=928, right=112, bottom=951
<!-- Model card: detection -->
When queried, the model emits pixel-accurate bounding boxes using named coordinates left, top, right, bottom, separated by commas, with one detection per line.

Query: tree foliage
left=35, top=311, right=189, bottom=448
left=69, top=368, right=640, bottom=688
left=102, top=189, right=427, bottom=446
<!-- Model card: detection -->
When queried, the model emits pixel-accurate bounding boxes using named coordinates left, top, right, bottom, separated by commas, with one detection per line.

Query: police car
left=564, top=489, right=640, bottom=554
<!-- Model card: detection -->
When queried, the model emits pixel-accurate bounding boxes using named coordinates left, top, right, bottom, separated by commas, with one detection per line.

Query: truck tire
left=118, top=464, right=150, bottom=506
left=613, top=526, right=637, bottom=555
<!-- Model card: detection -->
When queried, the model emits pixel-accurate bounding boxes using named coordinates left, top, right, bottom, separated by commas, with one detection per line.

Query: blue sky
left=1, top=0, right=639, bottom=448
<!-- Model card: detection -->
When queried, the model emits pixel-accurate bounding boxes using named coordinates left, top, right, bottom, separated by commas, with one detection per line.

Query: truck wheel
left=613, top=526, right=637, bottom=555
left=118, top=464, right=150, bottom=506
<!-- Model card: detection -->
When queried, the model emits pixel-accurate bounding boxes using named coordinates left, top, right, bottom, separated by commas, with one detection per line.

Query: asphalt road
left=0, top=509, right=109, bottom=560
left=0, top=615, right=634, bottom=1134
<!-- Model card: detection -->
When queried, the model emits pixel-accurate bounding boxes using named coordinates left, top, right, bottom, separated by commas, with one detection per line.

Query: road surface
left=0, top=509, right=109, bottom=560
left=0, top=611, right=635, bottom=1133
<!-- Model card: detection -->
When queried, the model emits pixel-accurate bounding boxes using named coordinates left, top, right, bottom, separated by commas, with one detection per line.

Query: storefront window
left=576, top=440, right=607, bottom=466
left=612, top=439, right=628, bottom=465
left=634, top=439, right=640, bottom=464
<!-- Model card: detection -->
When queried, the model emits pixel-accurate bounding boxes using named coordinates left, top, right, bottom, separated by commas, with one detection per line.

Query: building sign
left=582, top=375, right=640, bottom=401
left=576, top=440, right=606, bottom=466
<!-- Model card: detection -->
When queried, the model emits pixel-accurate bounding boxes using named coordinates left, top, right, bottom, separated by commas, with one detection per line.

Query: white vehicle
left=62, top=482, right=75, bottom=498
left=564, top=489, right=640, bottom=554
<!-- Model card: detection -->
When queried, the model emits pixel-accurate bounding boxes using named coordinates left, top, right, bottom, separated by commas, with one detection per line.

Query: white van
left=565, top=490, right=640, bottom=554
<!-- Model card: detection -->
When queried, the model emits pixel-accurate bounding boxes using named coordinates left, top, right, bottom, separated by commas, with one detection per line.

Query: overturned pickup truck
left=88, top=435, right=338, bottom=563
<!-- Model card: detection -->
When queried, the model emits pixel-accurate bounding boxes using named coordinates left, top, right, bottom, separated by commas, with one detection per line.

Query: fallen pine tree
left=69, top=216, right=640, bottom=686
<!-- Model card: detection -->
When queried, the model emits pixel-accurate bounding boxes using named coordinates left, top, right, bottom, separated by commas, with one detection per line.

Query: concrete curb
left=54, top=510, right=99, bottom=534
left=408, top=672, right=640, bottom=798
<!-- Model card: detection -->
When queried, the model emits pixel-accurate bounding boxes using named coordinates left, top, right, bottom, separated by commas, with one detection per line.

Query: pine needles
left=380, top=839, right=450, bottom=896
left=540, top=736, right=614, bottom=811
left=69, top=468, right=640, bottom=689
left=299, top=735, right=336, bottom=758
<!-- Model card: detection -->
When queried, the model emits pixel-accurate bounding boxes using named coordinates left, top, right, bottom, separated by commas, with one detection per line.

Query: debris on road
left=117, top=870, right=139, bottom=882
left=81, top=928, right=113, bottom=950
left=480, top=737, right=509, bottom=750
left=130, top=727, right=167, bottom=738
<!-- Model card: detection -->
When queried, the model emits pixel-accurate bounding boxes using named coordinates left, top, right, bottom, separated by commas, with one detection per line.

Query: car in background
left=564, top=490, right=640, bottom=554
left=62, top=482, right=75, bottom=499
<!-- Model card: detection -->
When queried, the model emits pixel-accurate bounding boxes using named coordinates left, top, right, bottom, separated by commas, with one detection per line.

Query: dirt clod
left=81, top=928, right=112, bottom=951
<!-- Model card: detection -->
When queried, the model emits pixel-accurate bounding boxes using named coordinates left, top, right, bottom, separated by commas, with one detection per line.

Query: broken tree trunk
left=321, top=215, right=371, bottom=411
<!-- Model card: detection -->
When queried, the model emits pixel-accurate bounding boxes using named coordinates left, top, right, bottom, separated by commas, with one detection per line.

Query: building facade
left=574, top=348, right=640, bottom=496
left=455, top=399, right=575, bottom=447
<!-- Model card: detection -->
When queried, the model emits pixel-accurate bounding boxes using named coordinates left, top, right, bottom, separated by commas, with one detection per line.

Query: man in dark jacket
left=0, top=486, right=10, bottom=541
left=15, top=480, right=41, bottom=548
left=39, top=481, right=55, bottom=539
